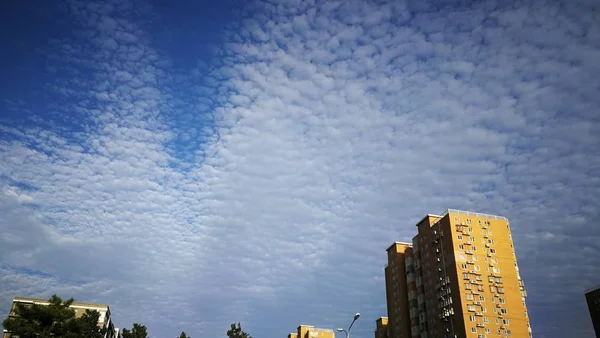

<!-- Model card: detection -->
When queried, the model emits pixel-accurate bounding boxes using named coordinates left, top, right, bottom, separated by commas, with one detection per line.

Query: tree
left=227, top=323, right=252, bottom=338
left=2, top=295, right=105, bottom=338
left=122, top=323, right=148, bottom=338
left=178, top=331, right=190, bottom=338
left=68, top=309, right=107, bottom=338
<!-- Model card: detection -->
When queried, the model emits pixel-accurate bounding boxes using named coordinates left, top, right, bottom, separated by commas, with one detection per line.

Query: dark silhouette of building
left=586, top=285, right=600, bottom=338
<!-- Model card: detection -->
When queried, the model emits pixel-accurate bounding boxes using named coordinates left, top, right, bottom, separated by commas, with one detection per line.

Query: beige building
left=3, top=296, right=117, bottom=338
left=383, top=209, right=531, bottom=338
left=288, top=325, right=336, bottom=338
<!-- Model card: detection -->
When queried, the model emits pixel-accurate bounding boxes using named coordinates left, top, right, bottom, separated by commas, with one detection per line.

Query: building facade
left=288, top=325, right=335, bottom=338
left=383, top=209, right=531, bottom=338
left=375, top=317, right=389, bottom=338
left=3, top=297, right=116, bottom=338
left=585, top=285, right=600, bottom=338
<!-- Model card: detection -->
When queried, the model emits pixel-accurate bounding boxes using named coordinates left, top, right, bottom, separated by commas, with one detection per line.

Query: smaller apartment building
left=2, top=297, right=117, bottom=338
left=288, top=325, right=335, bottom=338
left=375, top=317, right=389, bottom=338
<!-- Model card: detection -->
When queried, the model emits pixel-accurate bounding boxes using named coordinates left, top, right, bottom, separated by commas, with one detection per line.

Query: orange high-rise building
left=383, top=209, right=531, bottom=338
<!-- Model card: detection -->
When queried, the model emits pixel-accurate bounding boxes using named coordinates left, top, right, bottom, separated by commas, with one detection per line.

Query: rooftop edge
left=386, top=241, right=412, bottom=251
left=13, top=296, right=109, bottom=309
left=585, top=284, right=600, bottom=294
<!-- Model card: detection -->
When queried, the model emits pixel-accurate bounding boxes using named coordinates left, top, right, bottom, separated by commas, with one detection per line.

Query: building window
left=461, top=264, right=467, bottom=269
left=501, top=309, right=507, bottom=314
left=493, top=267, right=500, bottom=273
left=480, top=296, right=485, bottom=301
left=483, top=317, right=489, bottom=323
left=503, top=319, right=510, bottom=325
left=485, top=328, right=490, bottom=334
left=465, top=283, right=472, bottom=290
left=472, top=246, right=476, bottom=251
left=474, top=265, right=480, bottom=271
left=459, top=244, right=464, bottom=249
left=457, top=235, right=463, bottom=240
left=471, top=327, right=476, bottom=333
left=470, top=316, right=475, bottom=322
left=466, top=294, right=474, bottom=300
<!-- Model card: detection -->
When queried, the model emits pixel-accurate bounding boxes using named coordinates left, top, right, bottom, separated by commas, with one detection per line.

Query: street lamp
left=337, top=313, right=360, bottom=338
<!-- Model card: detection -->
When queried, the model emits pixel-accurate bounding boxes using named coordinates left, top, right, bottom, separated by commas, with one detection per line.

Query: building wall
left=294, top=325, right=335, bottom=338
left=585, top=286, right=600, bottom=338
left=374, top=317, right=388, bottom=338
left=385, top=242, right=412, bottom=338
left=445, top=210, right=531, bottom=338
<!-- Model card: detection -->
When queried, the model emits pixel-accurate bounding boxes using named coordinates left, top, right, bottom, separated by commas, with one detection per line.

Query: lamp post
left=337, top=313, right=360, bottom=338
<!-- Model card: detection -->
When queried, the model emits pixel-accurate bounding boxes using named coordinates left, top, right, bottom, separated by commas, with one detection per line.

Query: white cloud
left=1, top=0, right=599, bottom=338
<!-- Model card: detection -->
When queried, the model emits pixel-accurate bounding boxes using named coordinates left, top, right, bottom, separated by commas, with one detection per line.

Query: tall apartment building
left=585, top=285, right=600, bottom=338
left=287, top=325, right=335, bottom=338
left=2, top=296, right=117, bottom=338
left=375, top=317, right=389, bottom=338
left=383, top=209, right=531, bottom=338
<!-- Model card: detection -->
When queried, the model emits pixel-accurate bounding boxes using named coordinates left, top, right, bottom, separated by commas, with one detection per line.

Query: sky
left=0, top=0, right=599, bottom=337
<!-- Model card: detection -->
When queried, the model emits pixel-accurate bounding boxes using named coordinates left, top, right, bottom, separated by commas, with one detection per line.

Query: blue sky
left=1, top=0, right=599, bottom=337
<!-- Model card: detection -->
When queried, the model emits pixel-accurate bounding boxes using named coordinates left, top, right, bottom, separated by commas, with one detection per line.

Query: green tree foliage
left=68, top=309, right=107, bottom=338
left=122, top=323, right=148, bottom=338
left=2, top=295, right=106, bottom=338
left=178, top=331, right=190, bottom=338
left=227, top=323, right=252, bottom=338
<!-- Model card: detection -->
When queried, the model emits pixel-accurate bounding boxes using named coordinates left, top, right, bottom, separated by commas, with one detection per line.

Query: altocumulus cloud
left=0, top=0, right=599, bottom=337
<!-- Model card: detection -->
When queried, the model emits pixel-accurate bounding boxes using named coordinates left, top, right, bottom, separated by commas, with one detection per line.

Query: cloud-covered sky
left=1, top=0, right=599, bottom=337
